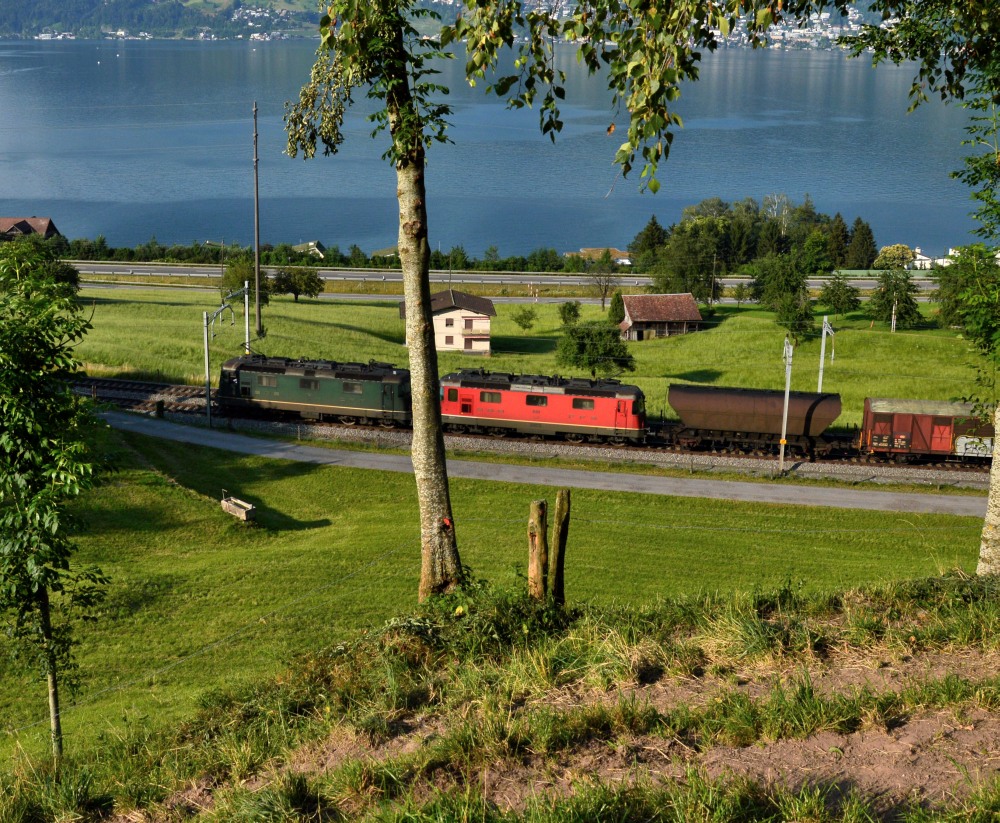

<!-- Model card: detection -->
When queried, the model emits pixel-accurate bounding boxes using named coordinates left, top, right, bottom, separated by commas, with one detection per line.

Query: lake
left=0, top=39, right=979, bottom=257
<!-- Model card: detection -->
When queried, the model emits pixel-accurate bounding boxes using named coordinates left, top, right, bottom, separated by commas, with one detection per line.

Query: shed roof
left=622, top=293, right=702, bottom=323
left=399, top=289, right=496, bottom=319
left=867, top=398, right=978, bottom=417
left=0, top=217, right=61, bottom=239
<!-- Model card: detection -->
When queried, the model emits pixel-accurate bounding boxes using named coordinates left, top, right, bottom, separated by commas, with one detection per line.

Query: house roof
left=0, top=217, right=61, bottom=239
left=621, top=293, right=702, bottom=324
left=567, top=247, right=632, bottom=263
left=399, top=289, right=497, bottom=320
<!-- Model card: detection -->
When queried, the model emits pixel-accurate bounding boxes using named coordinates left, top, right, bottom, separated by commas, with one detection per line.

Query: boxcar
left=439, top=369, right=646, bottom=443
left=218, top=354, right=411, bottom=427
left=859, top=398, right=993, bottom=461
left=667, top=384, right=842, bottom=455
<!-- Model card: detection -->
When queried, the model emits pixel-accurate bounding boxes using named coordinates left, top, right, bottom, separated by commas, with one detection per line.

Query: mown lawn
left=77, top=287, right=979, bottom=428
left=0, top=429, right=981, bottom=762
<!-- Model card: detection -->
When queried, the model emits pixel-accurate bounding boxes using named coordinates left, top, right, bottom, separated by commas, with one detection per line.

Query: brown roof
left=399, top=289, right=496, bottom=319
left=622, top=293, right=702, bottom=324
left=0, top=217, right=61, bottom=239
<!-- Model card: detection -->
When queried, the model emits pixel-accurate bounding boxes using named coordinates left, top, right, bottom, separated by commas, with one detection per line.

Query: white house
left=399, top=289, right=497, bottom=355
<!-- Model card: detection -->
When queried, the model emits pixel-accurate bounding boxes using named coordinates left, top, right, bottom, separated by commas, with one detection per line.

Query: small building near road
left=619, top=293, right=702, bottom=341
left=0, top=216, right=62, bottom=242
left=566, top=247, right=633, bottom=266
left=399, top=289, right=497, bottom=355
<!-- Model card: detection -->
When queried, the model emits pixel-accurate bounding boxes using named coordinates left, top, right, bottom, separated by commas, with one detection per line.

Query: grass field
left=0, top=429, right=981, bottom=762
left=76, top=286, right=979, bottom=429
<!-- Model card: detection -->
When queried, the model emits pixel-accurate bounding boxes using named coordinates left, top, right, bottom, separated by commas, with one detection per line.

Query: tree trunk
left=527, top=499, right=548, bottom=601
left=976, top=405, right=1000, bottom=575
left=550, top=489, right=571, bottom=606
left=38, top=587, right=63, bottom=773
left=386, top=47, right=463, bottom=602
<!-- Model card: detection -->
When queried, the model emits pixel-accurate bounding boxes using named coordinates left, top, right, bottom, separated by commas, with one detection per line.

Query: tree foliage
left=608, top=291, right=626, bottom=325
left=510, top=306, right=537, bottom=331
left=867, top=270, right=921, bottom=328
left=0, top=240, right=106, bottom=767
left=558, top=300, right=581, bottom=327
left=272, top=267, right=324, bottom=302
left=556, top=321, right=635, bottom=378
left=819, top=272, right=861, bottom=317
left=775, top=292, right=816, bottom=345
left=845, top=218, right=878, bottom=269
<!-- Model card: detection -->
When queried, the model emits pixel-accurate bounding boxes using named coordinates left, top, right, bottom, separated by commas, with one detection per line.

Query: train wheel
left=379, top=418, right=396, bottom=429
left=565, top=433, right=585, bottom=444
left=488, top=427, right=508, bottom=438
left=608, top=436, right=627, bottom=446
left=339, top=416, right=357, bottom=426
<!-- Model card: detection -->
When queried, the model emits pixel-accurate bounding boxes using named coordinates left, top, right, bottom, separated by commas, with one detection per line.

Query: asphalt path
left=105, top=412, right=987, bottom=518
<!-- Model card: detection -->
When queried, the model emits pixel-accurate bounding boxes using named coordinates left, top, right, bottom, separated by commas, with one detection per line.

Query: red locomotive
left=439, top=369, right=647, bottom=443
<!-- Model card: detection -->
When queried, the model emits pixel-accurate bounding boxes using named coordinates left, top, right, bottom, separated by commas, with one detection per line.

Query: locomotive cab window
left=446, top=388, right=458, bottom=402
left=480, top=391, right=501, bottom=404
left=257, top=375, right=277, bottom=388
left=342, top=381, right=363, bottom=394
left=571, top=398, right=595, bottom=410
left=525, top=395, right=547, bottom=407
left=633, top=398, right=645, bottom=415
left=300, top=378, right=320, bottom=391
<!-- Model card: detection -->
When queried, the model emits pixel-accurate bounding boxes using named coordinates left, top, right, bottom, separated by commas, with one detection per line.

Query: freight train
left=216, top=354, right=994, bottom=462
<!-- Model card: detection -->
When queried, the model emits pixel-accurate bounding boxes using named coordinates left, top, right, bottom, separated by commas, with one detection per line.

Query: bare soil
left=283, top=645, right=1000, bottom=820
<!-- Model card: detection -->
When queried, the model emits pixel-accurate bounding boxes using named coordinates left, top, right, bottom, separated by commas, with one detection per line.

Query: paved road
left=105, top=412, right=987, bottom=518
left=74, top=262, right=937, bottom=292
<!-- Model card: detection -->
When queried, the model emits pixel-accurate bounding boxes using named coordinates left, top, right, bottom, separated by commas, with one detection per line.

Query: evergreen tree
left=608, top=291, right=625, bottom=325
left=629, top=215, right=667, bottom=260
left=845, top=218, right=877, bottom=269
left=867, top=270, right=921, bottom=329
left=775, top=292, right=815, bottom=345
left=819, top=272, right=861, bottom=317
left=827, top=213, right=850, bottom=268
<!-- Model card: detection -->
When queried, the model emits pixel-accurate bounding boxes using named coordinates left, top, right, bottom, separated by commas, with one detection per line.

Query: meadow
left=1, top=283, right=993, bottom=819
left=0, top=427, right=981, bottom=762
left=76, top=285, right=979, bottom=429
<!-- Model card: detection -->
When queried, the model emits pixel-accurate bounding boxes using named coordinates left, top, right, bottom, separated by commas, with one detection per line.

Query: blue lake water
left=0, top=39, right=979, bottom=257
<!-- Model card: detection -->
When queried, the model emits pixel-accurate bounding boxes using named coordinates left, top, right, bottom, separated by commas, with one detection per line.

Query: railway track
left=75, top=377, right=208, bottom=414
left=79, top=377, right=990, bottom=480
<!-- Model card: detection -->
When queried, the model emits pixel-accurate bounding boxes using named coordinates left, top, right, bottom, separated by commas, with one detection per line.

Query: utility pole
left=779, top=336, right=793, bottom=475
left=817, top=316, right=834, bottom=392
left=253, top=101, right=262, bottom=338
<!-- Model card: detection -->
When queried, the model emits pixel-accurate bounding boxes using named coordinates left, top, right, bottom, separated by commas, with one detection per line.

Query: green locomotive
left=218, top=354, right=411, bottom=427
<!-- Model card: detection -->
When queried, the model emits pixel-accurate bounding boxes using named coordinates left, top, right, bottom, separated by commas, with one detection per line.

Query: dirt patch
left=279, top=645, right=1000, bottom=818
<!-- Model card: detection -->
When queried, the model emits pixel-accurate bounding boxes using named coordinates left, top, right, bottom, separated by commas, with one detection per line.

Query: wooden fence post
left=550, top=488, right=571, bottom=606
left=528, top=499, right=548, bottom=601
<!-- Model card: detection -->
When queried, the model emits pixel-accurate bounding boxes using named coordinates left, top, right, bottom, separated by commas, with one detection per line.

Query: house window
left=480, top=391, right=501, bottom=403
left=525, top=395, right=547, bottom=407
left=465, top=318, right=474, bottom=330
left=464, top=338, right=473, bottom=350
left=445, top=335, right=454, bottom=345
left=572, top=398, right=595, bottom=410
left=300, top=378, right=320, bottom=391
left=257, top=375, right=277, bottom=388
left=445, top=318, right=454, bottom=327
left=342, top=381, right=363, bottom=394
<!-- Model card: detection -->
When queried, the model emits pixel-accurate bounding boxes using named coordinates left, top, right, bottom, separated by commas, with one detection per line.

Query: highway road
left=73, top=262, right=938, bottom=292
